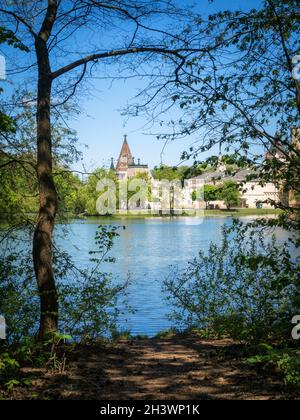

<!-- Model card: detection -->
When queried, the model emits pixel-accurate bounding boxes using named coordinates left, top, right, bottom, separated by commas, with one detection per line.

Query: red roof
left=116, top=136, right=133, bottom=171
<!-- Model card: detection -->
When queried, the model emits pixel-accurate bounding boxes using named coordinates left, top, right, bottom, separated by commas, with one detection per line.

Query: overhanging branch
left=51, top=47, right=185, bottom=79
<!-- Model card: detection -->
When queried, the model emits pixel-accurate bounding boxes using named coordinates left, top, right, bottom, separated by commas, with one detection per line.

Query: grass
left=202, top=208, right=282, bottom=217
left=76, top=208, right=282, bottom=220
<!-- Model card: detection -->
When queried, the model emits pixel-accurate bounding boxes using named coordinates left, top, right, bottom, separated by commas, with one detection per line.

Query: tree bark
left=33, top=37, right=58, bottom=339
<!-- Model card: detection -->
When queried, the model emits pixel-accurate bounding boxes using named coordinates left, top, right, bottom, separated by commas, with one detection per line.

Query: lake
left=56, top=216, right=291, bottom=337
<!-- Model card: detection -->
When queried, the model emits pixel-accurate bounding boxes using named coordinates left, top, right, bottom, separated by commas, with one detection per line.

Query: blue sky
left=0, top=0, right=264, bottom=171
left=70, top=0, right=263, bottom=172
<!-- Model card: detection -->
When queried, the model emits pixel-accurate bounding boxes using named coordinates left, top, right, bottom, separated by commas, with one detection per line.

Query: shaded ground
left=6, top=334, right=297, bottom=400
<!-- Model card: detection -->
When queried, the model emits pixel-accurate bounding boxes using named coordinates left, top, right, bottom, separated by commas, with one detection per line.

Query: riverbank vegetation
left=164, top=221, right=300, bottom=389
left=0, top=0, right=299, bottom=400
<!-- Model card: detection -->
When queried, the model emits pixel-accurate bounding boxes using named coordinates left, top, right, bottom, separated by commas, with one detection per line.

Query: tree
left=0, top=0, right=210, bottom=338
left=192, top=184, right=219, bottom=209
left=0, top=28, right=33, bottom=225
left=0, top=26, right=28, bottom=131
left=0, top=154, right=37, bottom=220
left=152, top=164, right=181, bottom=181
left=54, top=169, right=83, bottom=216
left=0, top=25, right=28, bottom=127
left=82, top=168, right=118, bottom=215
left=132, top=0, right=300, bottom=237
left=218, top=181, right=240, bottom=210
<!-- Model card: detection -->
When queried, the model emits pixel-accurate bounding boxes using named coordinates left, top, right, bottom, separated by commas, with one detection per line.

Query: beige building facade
left=185, top=168, right=280, bottom=209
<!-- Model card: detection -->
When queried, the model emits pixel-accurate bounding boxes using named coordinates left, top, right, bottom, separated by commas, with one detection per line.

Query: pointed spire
left=110, top=157, right=115, bottom=171
left=116, top=135, right=133, bottom=171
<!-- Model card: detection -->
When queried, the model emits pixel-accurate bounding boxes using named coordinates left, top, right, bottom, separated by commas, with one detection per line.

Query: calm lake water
left=56, top=216, right=291, bottom=337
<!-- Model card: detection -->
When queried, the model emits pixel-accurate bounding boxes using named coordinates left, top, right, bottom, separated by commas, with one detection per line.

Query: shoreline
left=74, top=208, right=282, bottom=220
left=0, top=209, right=282, bottom=228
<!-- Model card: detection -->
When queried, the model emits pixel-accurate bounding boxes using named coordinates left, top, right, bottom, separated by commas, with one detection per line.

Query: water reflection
left=56, top=217, right=293, bottom=336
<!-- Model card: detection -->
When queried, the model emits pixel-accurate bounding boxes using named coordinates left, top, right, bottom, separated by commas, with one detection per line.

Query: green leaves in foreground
left=247, top=344, right=300, bottom=389
left=0, top=26, right=29, bottom=52
left=164, top=220, right=300, bottom=344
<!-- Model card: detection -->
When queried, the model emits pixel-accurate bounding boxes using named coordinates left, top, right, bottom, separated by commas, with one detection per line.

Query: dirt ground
left=8, top=334, right=297, bottom=400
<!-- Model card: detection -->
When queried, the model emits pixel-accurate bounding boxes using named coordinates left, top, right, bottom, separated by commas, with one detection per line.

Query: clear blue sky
left=69, top=0, right=263, bottom=172
left=0, top=0, right=263, bottom=171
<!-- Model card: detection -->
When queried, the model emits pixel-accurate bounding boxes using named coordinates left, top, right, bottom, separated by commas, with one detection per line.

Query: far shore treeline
left=0, top=157, right=253, bottom=219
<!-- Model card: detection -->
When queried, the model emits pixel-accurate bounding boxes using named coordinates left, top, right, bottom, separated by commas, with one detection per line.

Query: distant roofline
left=128, top=164, right=148, bottom=168
left=189, top=168, right=255, bottom=181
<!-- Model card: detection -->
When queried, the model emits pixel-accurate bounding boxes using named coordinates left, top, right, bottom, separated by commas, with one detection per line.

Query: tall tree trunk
left=33, top=38, right=58, bottom=339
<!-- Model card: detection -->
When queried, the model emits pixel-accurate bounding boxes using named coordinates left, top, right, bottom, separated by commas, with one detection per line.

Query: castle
left=109, top=131, right=299, bottom=211
left=110, top=135, right=150, bottom=180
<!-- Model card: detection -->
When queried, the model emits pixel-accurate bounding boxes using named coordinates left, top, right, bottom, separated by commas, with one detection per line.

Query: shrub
left=164, top=220, right=300, bottom=344
left=0, top=224, right=130, bottom=343
left=247, top=345, right=300, bottom=389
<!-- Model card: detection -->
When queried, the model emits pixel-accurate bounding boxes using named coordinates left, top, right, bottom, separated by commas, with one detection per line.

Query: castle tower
left=115, top=135, right=150, bottom=180
left=116, top=135, right=133, bottom=172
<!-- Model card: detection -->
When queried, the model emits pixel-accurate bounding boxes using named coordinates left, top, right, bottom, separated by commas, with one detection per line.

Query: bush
left=0, top=224, right=130, bottom=344
left=164, top=220, right=300, bottom=344
left=247, top=344, right=300, bottom=389
left=0, top=247, right=39, bottom=343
